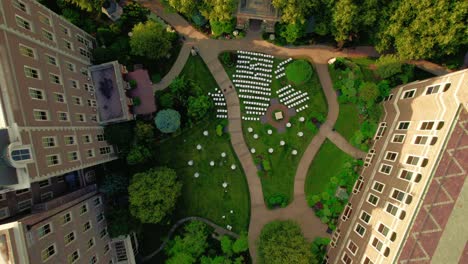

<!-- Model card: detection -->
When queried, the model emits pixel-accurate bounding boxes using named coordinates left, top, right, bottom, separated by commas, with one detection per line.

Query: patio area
left=127, top=68, right=157, bottom=116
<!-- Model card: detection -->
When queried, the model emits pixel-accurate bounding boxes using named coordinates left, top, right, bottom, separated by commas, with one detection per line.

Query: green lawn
left=221, top=53, right=328, bottom=205
left=305, top=140, right=352, bottom=196
left=334, top=103, right=361, bottom=141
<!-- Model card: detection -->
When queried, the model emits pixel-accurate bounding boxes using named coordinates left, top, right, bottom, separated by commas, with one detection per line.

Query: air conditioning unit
left=89, top=93, right=94, bottom=97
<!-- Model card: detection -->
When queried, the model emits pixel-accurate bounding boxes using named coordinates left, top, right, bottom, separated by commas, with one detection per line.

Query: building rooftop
left=238, top=0, right=279, bottom=19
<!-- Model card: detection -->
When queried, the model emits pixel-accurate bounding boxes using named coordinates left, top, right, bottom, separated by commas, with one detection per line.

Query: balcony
left=32, top=184, right=97, bottom=212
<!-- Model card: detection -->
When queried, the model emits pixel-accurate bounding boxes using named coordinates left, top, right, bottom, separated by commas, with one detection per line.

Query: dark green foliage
left=191, top=10, right=208, bottom=26
left=232, top=233, right=249, bottom=254
left=310, top=237, right=331, bottom=264
left=106, top=208, right=140, bottom=238
left=100, top=172, right=128, bottom=197
left=159, top=92, right=175, bottom=109
left=220, top=236, right=233, bottom=256
left=97, top=27, right=118, bottom=47
left=262, top=159, right=271, bottom=171
left=129, top=79, right=138, bottom=89
left=210, top=19, right=235, bottom=36
left=258, top=220, right=312, bottom=264
left=285, top=60, right=313, bottom=84
left=375, top=55, right=403, bottom=79
left=104, top=121, right=135, bottom=154
left=306, top=121, right=318, bottom=133
left=279, top=22, right=305, bottom=44
left=126, top=145, right=152, bottom=165
left=216, top=124, right=223, bottom=136
left=129, top=167, right=182, bottom=224
left=130, top=20, right=174, bottom=60
left=199, top=0, right=237, bottom=22
left=187, top=95, right=213, bottom=120
left=220, top=52, right=236, bottom=67
left=266, top=194, right=288, bottom=208
left=377, top=80, right=391, bottom=98
left=358, top=82, right=380, bottom=107
left=166, top=221, right=208, bottom=262
left=63, top=0, right=103, bottom=12
left=132, top=97, right=141, bottom=106
left=134, top=121, right=155, bottom=144
left=118, top=2, right=151, bottom=33
left=155, top=109, right=181, bottom=133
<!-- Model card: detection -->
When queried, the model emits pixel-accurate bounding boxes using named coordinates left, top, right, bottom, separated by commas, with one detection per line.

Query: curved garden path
left=138, top=1, right=372, bottom=262
left=141, top=216, right=239, bottom=262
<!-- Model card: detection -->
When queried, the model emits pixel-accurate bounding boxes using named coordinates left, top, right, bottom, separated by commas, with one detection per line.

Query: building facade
left=326, top=69, right=467, bottom=263
left=0, top=0, right=117, bottom=191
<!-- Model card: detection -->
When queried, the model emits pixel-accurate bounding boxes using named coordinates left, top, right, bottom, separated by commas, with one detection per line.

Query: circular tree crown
left=285, top=60, right=312, bottom=84
left=155, top=109, right=181, bottom=133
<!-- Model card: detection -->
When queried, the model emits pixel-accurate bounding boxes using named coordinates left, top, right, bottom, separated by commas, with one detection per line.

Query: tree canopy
left=128, top=167, right=182, bottom=223
left=155, top=109, right=181, bottom=133
left=272, top=0, right=315, bottom=25
left=199, top=0, right=237, bottom=22
left=258, top=220, right=312, bottom=264
left=63, top=0, right=103, bottom=12
left=130, top=20, right=173, bottom=60
left=166, top=221, right=209, bottom=262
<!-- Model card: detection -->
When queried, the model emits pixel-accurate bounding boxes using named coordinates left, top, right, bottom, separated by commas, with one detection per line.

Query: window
left=38, top=223, right=52, bottom=238
left=97, top=212, right=105, bottom=222
left=54, top=93, right=65, bottom=103
left=87, top=99, right=97, bottom=107
left=19, top=44, right=35, bottom=58
left=24, top=66, right=40, bottom=79
left=80, top=48, right=91, bottom=58
left=362, top=257, right=374, bottom=264
left=342, top=252, right=352, bottom=264
left=371, top=237, right=383, bottom=251
left=65, top=136, right=76, bottom=145
left=83, top=221, right=91, bottom=232
left=80, top=203, right=88, bottom=215
left=437, top=121, right=445, bottom=130
left=397, top=121, right=410, bottom=130
left=68, top=250, right=80, bottom=264
left=76, top=113, right=86, bottom=122
left=60, top=25, right=70, bottom=35
left=64, top=40, right=73, bottom=50
left=0, top=207, right=9, bottom=220
left=46, top=155, right=60, bottom=166
left=41, top=244, right=56, bottom=261
left=84, top=84, right=95, bottom=92
left=42, top=137, right=56, bottom=148
left=16, top=188, right=30, bottom=195
left=377, top=223, right=390, bottom=237
left=384, top=151, right=398, bottom=161
left=87, top=149, right=95, bottom=158
left=87, top=237, right=95, bottom=249
left=90, top=256, right=98, bottom=264
left=45, top=54, right=58, bottom=66
left=81, top=68, right=89, bottom=77
left=58, top=112, right=69, bottom=121
left=38, top=179, right=51, bottom=188
left=425, top=84, right=440, bottom=95
left=360, top=211, right=371, bottom=224
left=42, top=29, right=54, bottom=41
left=104, top=244, right=111, bottom=254
left=15, top=15, right=31, bottom=30
left=73, top=96, right=82, bottom=105
left=65, top=231, right=75, bottom=245
left=76, top=34, right=85, bottom=43
left=49, top=73, right=61, bottom=84
left=33, top=110, right=49, bottom=121
left=41, top=192, right=53, bottom=202
left=18, top=199, right=32, bottom=212
left=11, top=149, right=31, bottom=161
left=13, top=0, right=27, bottom=12
left=90, top=115, right=97, bottom=122
left=83, top=135, right=92, bottom=144
left=419, top=121, right=435, bottom=130
left=355, top=223, right=366, bottom=237
left=386, top=203, right=399, bottom=216
left=70, top=79, right=79, bottom=89
left=66, top=62, right=76, bottom=72
left=68, top=151, right=79, bottom=162
left=414, top=135, right=429, bottom=145
left=406, top=155, right=420, bottom=165
left=347, top=240, right=358, bottom=255
left=99, top=228, right=108, bottom=238
left=62, top=212, right=72, bottom=225
left=430, top=137, right=438, bottom=145
left=38, top=14, right=51, bottom=25
left=379, top=164, right=392, bottom=175
left=56, top=175, right=65, bottom=182
left=367, top=194, right=379, bottom=206
left=374, top=122, right=387, bottom=140
left=100, top=146, right=112, bottom=154
left=372, top=181, right=385, bottom=193
left=97, top=134, right=105, bottom=142
left=384, top=94, right=393, bottom=101
left=399, top=169, right=420, bottom=181
left=29, top=88, right=44, bottom=100
left=342, top=203, right=352, bottom=221
left=402, top=89, right=416, bottom=99
left=93, top=197, right=102, bottom=206
left=392, top=134, right=405, bottom=143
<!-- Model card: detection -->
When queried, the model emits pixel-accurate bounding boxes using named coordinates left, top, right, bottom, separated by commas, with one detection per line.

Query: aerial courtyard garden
left=220, top=51, right=328, bottom=207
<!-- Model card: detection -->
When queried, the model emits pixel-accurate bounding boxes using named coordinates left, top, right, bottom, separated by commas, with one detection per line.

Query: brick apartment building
left=326, top=69, right=467, bottom=263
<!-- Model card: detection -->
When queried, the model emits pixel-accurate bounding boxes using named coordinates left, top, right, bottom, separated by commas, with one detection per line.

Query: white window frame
left=418, top=120, right=438, bottom=131
left=29, top=87, right=45, bottom=100
left=68, top=249, right=80, bottom=264
left=80, top=203, right=89, bottom=215
left=42, top=136, right=57, bottom=148
left=390, top=188, right=407, bottom=203
left=401, top=89, right=416, bottom=99
left=391, top=134, right=406, bottom=144
left=54, top=92, right=66, bottom=103
left=38, top=222, right=53, bottom=239
left=64, top=39, right=74, bottom=50
left=76, top=113, right=86, bottom=122
left=15, top=15, right=32, bottom=31
left=87, top=237, right=96, bottom=250
left=38, top=12, right=51, bottom=26
left=38, top=179, right=51, bottom=188
left=360, top=210, right=371, bottom=224
left=33, top=109, right=49, bottom=121
left=66, top=62, right=76, bottom=72
left=41, top=243, right=57, bottom=262
left=376, top=222, right=390, bottom=238
left=83, top=221, right=92, bottom=232
left=384, top=151, right=398, bottom=162
left=354, top=223, right=366, bottom=237
left=379, top=163, right=393, bottom=175
left=45, top=54, right=58, bottom=66
left=370, top=236, right=384, bottom=253
left=13, top=0, right=28, bottom=13
left=68, top=151, right=80, bottom=162
left=41, top=28, right=55, bottom=41
left=371, top=181, right=385, bottom=193
left=99, top=146, right=112, bottom=155
left=398, top=169, right=416, bottom=182
left=347, top=240, right=359, bottom=256
left=49, top=73, right=61, bottom=84
left=65, top=135, right=76, bottom=146
left=17, top=199, right=32, bottom=212
left=0, top=207, right=10, bottom=220
left=341, top=252, right=353, bottom=264
left=19, top=44, right=36, bottom=58
left=397, top=121, right=411, bottom=130
left=24, top=66, right=41, bottom=79
left=412, top=135, right=430, bottom=145
left=86, top=149, right=95, bottom=158
left=70, top=79, right=79, bottom=89
left=64, top=231, right=76, bottom=245
left=57, top=111, right=69, bottom=122
left=46, top=154, right=61, bottom=167
left=385, top=202, right=399, bottom=217
left=97, top=134, right=105, bottom=142
left=62, top=212, right=72, bottom=225
left=60, top=24, right=70, bottom=36
left=72, top=96, right=82, bottom=105
left=367, top=193, right=379, bottom=206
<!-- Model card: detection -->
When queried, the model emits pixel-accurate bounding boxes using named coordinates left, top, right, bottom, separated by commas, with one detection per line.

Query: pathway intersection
left=138, top=1, right=373, bottom=262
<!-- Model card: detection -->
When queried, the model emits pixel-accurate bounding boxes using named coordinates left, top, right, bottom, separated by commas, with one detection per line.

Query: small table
left=274, top=111, right=283, bottom=120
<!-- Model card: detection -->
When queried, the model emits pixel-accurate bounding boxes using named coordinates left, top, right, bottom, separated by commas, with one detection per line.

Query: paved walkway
left=138, top=1, right=383, bottom=262
left=141, top=216, right=239, bottom=262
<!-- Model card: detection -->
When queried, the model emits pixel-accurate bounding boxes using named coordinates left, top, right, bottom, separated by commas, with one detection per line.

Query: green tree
left=64, top=0, right=103, bottom=12
left=332, top=0, right=359, bottom=47
left=135, top=122, right=154, bottom=143
left=210, top=19, right=235, bottom=36
left=166, top=221, right=209, bottom=261
left=187, top=96, right=212, bottom=120
left=119, top=2, right=151, bottom=32
left=310, top=237, right=331, bottom=264
left=159, top=92, right=175, bottom=109
left=130, top=20, right=173, bottom=60
left=232, top=233, right=249, bottom=254
left=104, top=122, right=135, bottom=153
left=375, top=54, right=403, bottom=79
left=155, top=109, right=181, bottom=133
left=200, top=0, right=237, bottom=22
left=168, top=0, right=197, bottom=16
left=280, top=22, right=305, bottom=44
left=377, top=80, right=391, bottom=98
left=106, top=208, right=139, bottom=238
left=272, top=0, right=315, bottom=24
left=359, top=82, right=380, bottom=107
left=258, top=220, right=312, bottom=264
left=220, top=236, right=233, bottom=256
left=167, top=253, right=196, bottom=264
left=126, top=145, right=152, bottom=165
left=376, top=0, right=468, bottom=59
left=100, top=172, right=128, bottom=197
left=129, top=167, right=181, bottom=223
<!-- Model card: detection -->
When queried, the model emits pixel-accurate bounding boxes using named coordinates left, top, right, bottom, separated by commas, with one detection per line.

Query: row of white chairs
left=215, top=102, right=227, bottom=106
left=235, top=84, right=270, bottom=92
left=237, top=55, right=274, bottom=64
left=212, top=97, right=225, bottom=101
left=236, top=65, right=273, bottom=73
left=296, top=105, right=309, bottom=112
left=243, top=101, right=269, bottom=107
left=217, top=109, right=228, bottom=113
left=234, top=79, right=269, bottom=87
left=281, top=90, right=303, bottom=101
left=239, top=89, right=271, bottom=96
left=278, top=89, right=294, bottom=98
left=286, top=96, right=309, bottom=107
left=277, top=58, right=292, bottom=68
left=233, top=74, right=270, bottom=83
left=246, top=111, right=265, bottom=116
left=251, top=63, right=273, bottom=69
left=242, top=116, right=261, bottom=121
left=236, top=70, right=254, bottom=75
left=238, top=94, right=270, bottom=101
left=275, top=72, right=286, bottom=79
left=217, top=114, right=228, bottom=118
left=254, top=72, right=272, bottom=78
left=274, top=67, right=285, bottom=74
left=245, top=106, right=267, bottom=111
left=237, top=50, right=274, bottom=58
left=277, top=85, right=292, bottom=93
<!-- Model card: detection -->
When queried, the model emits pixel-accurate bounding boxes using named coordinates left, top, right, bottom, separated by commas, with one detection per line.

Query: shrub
left=375, top=54, right=403, bottom=79
left=151, top=73, right=162, bottom=83
left=132, top=97, right=141, bottom=106
left=267, top=194, right=288, bottom=208
left=155, top=109, right=181, bottom=133
left=126, top=145, right=152, bottom=165
left=285, top=60, right=312, bottom=84
left=262, top=159, right=271, bottom=171
left=216, top=124, right=223, bottom=136
left=129, top=79, right=137, bottom=89
left=221, top=52, right=236, bottom=67
left=158, top=92, right=175, bottom=109
left=187, top=95, right=212, bottom=121
left=306, top=121, right=318, bottom=133
left=210, top=19, right=235, bottom=36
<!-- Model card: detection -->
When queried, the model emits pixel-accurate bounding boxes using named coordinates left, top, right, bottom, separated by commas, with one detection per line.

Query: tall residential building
left=326, top=69, right=467, bottom=263
left=0, top=0, right=119, bottom=192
